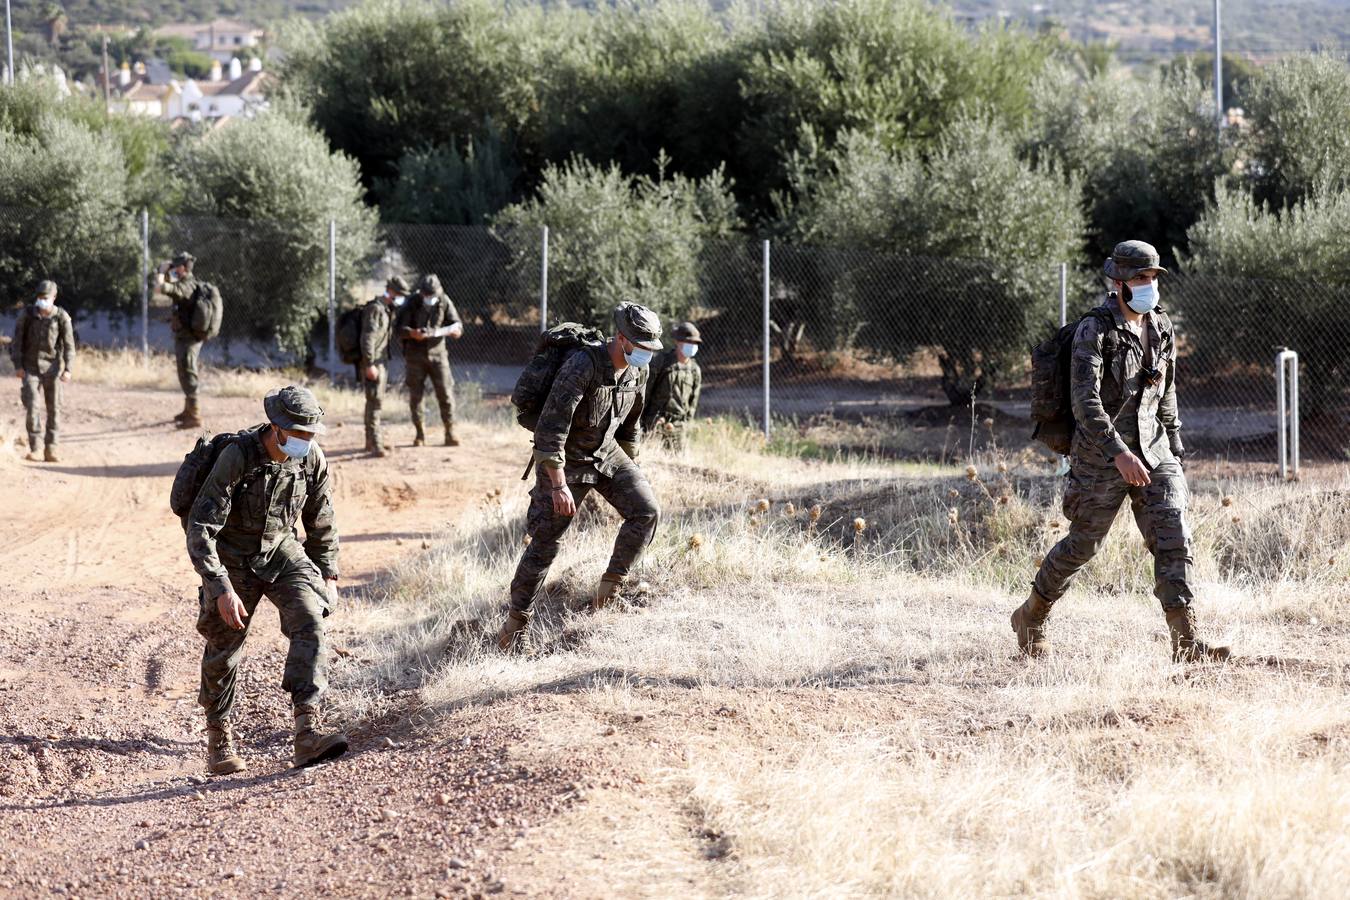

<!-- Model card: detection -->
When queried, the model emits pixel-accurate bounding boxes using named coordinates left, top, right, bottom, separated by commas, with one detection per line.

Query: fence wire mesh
left=2, top=205, right=1346, bottom=464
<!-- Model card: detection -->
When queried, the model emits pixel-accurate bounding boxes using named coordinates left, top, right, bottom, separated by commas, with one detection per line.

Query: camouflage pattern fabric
left=174, top=336, right=203, bottom=401
left=406, top=354, right=454, bottom=432
left=21, top=373, right=62, bottom=451
left=642, top=348, right=701, bottom=446
left=509, top=459, right=660, bottom=613
left=163, top=276, right=205, bottom=401
left=531, top=346, right=646, bottom=478
left=11, top=304, right=75, bottom=450
left=196, top=559, right=329, bottom=720
left=360, top=298, right=394, bottom=448
left=362, top=363, right=388, bottom=449
left=396, top=293, right=461, bottom=355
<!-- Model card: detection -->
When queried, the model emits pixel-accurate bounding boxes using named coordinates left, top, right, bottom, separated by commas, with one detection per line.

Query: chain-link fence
left=2, top=204, right=1344, bottom=465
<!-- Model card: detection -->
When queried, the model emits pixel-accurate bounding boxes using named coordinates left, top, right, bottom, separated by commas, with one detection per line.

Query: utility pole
left=101, top=34, right=111, bottom=112
left=1214, top=0, right=1224, bottom=137
left=5, top=0, right=14, bottom=86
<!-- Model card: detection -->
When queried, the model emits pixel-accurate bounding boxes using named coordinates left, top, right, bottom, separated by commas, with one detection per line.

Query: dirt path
left=0, top=383, right=589, bottom=898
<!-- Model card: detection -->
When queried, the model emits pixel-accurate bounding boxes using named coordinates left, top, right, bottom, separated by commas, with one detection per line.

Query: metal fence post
left=1276, top=348, right=1300, bottom=481
left=1059, top=262, right=1068, bottom=328
left=540, top=225, right=549, bottom=332
left=762, top=239, right=771, bottom=439
left=327, top=219, right=337, bottom=385
left=140, top=208, right=149, bottom=364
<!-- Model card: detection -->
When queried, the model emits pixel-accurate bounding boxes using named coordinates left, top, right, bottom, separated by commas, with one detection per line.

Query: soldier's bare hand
left=364, top=365, right=379, bottom=381
left=552, top=485, right=576, bottom=517
left=1114, top=452, right=1152, bottom=487
left=448, top=322, right=464, bottom=340
left=216, top=592, right=248, bottom=630
left=60, top=372, right=71, bottom=383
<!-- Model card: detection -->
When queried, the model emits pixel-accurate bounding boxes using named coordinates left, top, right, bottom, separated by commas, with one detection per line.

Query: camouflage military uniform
left=185, top=427, right=340, bottom=721
left=162, top=275, right=205, bottom=403
left=397, top=293, right=460, bottom=440
left=11, top=301, right=75, bottom=453
left=508, top=347, right=658, bottom=614
left=1033, top=299, right=1192, bottom=609
left=642, top=348, right=702, bottom=447
left=360, top=297, right=394, bottom=451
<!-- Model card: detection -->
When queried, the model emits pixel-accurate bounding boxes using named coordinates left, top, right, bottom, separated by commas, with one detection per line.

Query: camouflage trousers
left=175, top=335, right=203, bottom=401
left=509, top=459, right=660, bottom=613
left=1034, top=457, right=1194, bottom=610
left=196, top=559, right=329, bottom=722
left=20, top=372, right=61, bottom=450
left=406, top=353, right=453, bottom=433
left=362, top=363, right=387, bottom=450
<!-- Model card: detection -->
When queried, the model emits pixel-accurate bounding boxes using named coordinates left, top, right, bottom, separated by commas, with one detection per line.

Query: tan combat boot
left=206, top=720, right=246, bottom=776
left=1165, top=607, right=1231, bottom=663
left=178, top=398, right=203, bottom=430
left=412, top=425, right=426, bottom=447
left=444, top=424, right=460, bottom=447
left=292, top=704, right=349, bottom=768
left=591, top=573, right=625, bottom=612
left=496, top=609, right=531, bottom=654
left=43, top=445, right=59, bottom=463
left=172, top=399, right=190, bottom=423
left=1010, top=588, right=1053, bottom=657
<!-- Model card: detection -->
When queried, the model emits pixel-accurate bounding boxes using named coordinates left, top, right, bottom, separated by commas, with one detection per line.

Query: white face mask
left=35, top=297, right=55, bottom=312
left=422, top=294, right=438, bottom=307
left=1125, top=280, right=1159, bottom=315
left=389, top=293, right=405, bottom=307
left=679, top=342, right=699, bottom=358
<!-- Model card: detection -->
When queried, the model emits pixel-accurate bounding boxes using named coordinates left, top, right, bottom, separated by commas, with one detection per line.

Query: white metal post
left=327, top=219, right=337, bottom=385
left=762, top=239, right=771, bottom=439
left=1059, top=262, right=1068, bottom=328
left=1214, top=0, right=1224, bottom=134
left=1276, top=348, right=1300, bottom=481
left=540, top=225, right=549, bottom=332
left=4, top=0, right=13, bottom=86
left=140, top=209, right=149, bottom=363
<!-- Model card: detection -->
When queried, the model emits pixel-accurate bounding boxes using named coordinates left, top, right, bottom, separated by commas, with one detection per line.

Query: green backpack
left=510, top=323, right=607, bottom=431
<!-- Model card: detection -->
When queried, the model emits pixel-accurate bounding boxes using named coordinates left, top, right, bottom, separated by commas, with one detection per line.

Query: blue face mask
left=679, top=342, right=699, bottom=358
left=1125, top=280, right=1159, bottom=314
left=278, top=430, right=313, bottom=459
left=624, top=346, right=654, bottom=368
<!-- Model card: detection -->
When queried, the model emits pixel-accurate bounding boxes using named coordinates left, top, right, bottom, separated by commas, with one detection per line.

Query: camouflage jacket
left=186, top=425, right=340, bottom=599
left=10, top=304, right=75, bottom=377
left=360, top=297, right=394, bottom=367
left=396, top=295, right=461, bottom=358
left=642, top=349, right=701, bottom=430
left=1071, top=299, right=1183, bottom=469
left=161, top=275, right=200, bottom=338
left=533, top=346, right=646, bottom=482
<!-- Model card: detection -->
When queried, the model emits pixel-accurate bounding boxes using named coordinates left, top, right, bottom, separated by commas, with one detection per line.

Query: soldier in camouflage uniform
left=186, top=385, right=348, bottom=774
left=1012, top=241, right=1231, bottom=663
left=360, top=276, right=411, bottom=457
left=496, top=302, right=663, bottom=652
left=396, top=274, right=463, bottom=447
left=10, top=280, right=75, bottom=463
left=156, top=251, right=207, bottom=430
left=642, top=321, right=703, bottom=449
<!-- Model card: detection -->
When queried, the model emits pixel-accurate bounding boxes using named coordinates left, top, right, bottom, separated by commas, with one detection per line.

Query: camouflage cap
left=263, top=385, right=327, bottom=436
left=671, top=321, right=702, bottom=344
left=612, top=302, right=663, bottom=352
left=171, top=251, right=197, bottom=268
left=1103, top=240, right=1169, bottom=281
left=35, top=280, right=57, bottom=298
left=418, top=273, right=442, bottom=295
left=386, top=275, right=411, bottom=294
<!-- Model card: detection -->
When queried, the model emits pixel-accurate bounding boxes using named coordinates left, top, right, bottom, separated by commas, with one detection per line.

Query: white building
left=153, top=19, right=266, bottom=64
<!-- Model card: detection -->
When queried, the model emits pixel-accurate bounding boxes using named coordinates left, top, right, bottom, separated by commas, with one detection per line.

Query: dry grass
left=336, top=417, right=1350, bottom=898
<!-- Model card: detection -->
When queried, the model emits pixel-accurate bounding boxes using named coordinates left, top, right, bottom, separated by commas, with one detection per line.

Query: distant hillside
left=13, top=0, right=351, bottom=31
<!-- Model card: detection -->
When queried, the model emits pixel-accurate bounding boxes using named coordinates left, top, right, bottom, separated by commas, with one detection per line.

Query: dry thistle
left=1221, top=496, right=1234, bottom=507
left=749, top=516, right=762, bottom=528
left=996, top=461, right=1008, bottom=474
left=947, top=488, right=960, bottom=499
left=809, top=505, right=822, bottom=523
left=688, top=533, right=704, bottom=551
left=997, top=495, right=1010, bottom=506
left=522, top=534, right=532, bottom=547
left=783, top=502, right=797, bottom=517
left=964, top=465, right=978, bottom=481
left=1231, top=515, right=1242, bottom=524
left=982, top=417, right=995, bottom=430
left=853, top=517, right=867, bottom=534
left=948, top=507, right=960, bottom=525
left=756, top=498, right=771, bottom=514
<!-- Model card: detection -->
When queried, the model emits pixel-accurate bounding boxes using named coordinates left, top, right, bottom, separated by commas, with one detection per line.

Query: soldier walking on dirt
left=155, top=251, right=213, bottom=430
left=496, top=302, right=663, bottom=652
left=642, top=320, right=703, bottom=449
left=1011, top=240, right=1231, bottom=663
left=185, top=385, right=348, bottom=774
left=397, top=274, right=463, bottom=447
left=361, top=276, right=411, bottom=457
left=10, top=280, right=75, bottom=463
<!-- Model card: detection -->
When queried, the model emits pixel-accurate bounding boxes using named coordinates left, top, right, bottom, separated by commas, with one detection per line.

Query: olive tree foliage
left=1240, top=53, right=1350, bottom=212
left=1181, top=188, right=1350, bottom=416
left=172, top=108, right=379, bottom=356
left=494, top=156, right=740, bottom=328
left=784, top=117, right=1084, bottom=404
left=0, top=81, right=140, bottom=314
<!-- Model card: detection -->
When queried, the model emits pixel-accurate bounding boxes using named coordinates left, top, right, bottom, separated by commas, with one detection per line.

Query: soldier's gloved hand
left=324, top=579, right=339, bottom=618
left=216, top=591, right=248, bottom=630
left=1170, top=437, right=1186, bottom=470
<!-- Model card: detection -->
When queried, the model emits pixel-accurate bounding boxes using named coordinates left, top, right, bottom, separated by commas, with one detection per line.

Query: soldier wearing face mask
left=10, top=280, right=75, bottom=463
left=185, top=385, right=347, bottom=774
left=1011, top=241, right=1231, bottom=664
left=360, top=276, right=411, bottom=457
left=495, top=302, right=662, bottom=652
left=642, top=320, right=703, bottom=449
left=396, top=273, right=464, bottom=447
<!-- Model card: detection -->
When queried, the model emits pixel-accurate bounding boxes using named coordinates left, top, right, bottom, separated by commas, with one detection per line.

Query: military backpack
left=510, top=322, right=607, bottom=431
left=187, top=281, right=224, bottom=342
left=1029, top=307, right=1117, bottom=455
left=336, top=307, right=364, bottom=365
left=168, top=427, right=267, bottom=521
